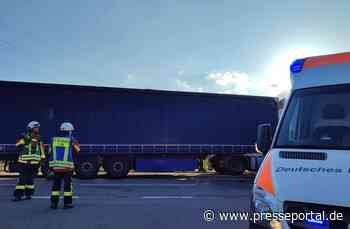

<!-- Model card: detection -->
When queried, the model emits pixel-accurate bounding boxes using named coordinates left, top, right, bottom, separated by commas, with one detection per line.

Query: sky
left=1, top=1, right=350, bottom=97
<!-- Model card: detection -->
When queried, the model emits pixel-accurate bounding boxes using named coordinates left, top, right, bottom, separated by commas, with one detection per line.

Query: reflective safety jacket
left=16, top=133, right=45, bottom=165
left=49, top=135, right=80, bottom=172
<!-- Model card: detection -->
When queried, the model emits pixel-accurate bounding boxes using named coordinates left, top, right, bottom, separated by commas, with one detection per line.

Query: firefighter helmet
left=60, top=122, right=74, bottom=132
left=27, top=121, right=40, bottom=130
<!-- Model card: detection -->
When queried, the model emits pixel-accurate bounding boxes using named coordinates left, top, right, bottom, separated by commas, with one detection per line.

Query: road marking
left=141, top=196, right=193, bottom=199
left=79, top=183, right=197, bottom=187
left=32, top=196, right=80, bottom=199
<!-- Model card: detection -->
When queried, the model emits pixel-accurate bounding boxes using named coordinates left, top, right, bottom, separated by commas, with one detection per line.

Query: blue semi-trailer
left=0, top=80, right=278, bottom=179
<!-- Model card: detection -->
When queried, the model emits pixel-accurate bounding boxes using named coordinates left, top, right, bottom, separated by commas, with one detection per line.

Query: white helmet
left=60, top=122, right=74, bottom=132
left=27, top=121, right=40, bottom=130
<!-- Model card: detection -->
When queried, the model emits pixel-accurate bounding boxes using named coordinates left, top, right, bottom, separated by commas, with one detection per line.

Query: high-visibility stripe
left=64, top=192, right=73, bottom=196
left=28, top=142, right=32, bottom=155
left=16, top=185, right=25, bottom=190
left=304, top=52, right=350, bottom=69
left=256, top=152, right=276, bottom=196
left=53, top=168, right=73, bottom=172
left=40, top=144, right=45, bottom=159
left=19, top=154, right=41, bottom=161
left=16, top=139, right=25, bottom=146
left=25, top=185, right=34, bottom=189
left=20, top=155, right=41, bottom=159
left=49, top=160, right=74, bottom=168
left=51, top=191, right=60, bottom=196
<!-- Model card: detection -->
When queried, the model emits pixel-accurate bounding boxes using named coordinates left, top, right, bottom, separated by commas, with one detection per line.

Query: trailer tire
left=103, top=157, right=130, bottom=178
left=210, top=156, right=226, bottom=175
left=75, top=156, right=100, bottom=179
left=223, top=156, right=246, bottom=175
left=212, top=163, right=226, bottom=174
left=214, top=167, right=226, bottom=174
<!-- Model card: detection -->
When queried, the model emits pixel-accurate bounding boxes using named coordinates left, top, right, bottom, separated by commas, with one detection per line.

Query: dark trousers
left=51, top=171, right=73, bottom=205
left=13, top=163, right=38, bottom=198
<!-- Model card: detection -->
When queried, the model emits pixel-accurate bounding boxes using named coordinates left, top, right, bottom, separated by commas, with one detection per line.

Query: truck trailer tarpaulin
left=0, top=80, right=278, bottom=178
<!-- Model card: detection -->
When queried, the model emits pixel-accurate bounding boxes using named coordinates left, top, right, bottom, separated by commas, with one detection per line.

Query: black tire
left=75, top=156, right=100, bottom=179
left=223, top=156, right=246, bottom=175
left=212, top=164, right=226, bottom=174
left=102, top=157, right=130, bottom=178
left=210, top=156, right=226, bottom=174
left=249, top=221, right=266, bottom=229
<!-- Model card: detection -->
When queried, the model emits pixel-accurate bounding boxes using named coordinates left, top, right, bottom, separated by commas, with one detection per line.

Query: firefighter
left=13, top=121, right=46, bottom=201
left=49, top=122, right=80, bottom=209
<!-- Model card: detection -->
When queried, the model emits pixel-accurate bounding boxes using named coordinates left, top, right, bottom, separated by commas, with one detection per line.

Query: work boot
left=24, top=196, right=32, bottom=200
left=63, top=204, right=74, bottom=209
left=12, top=196, right=22, bottom=202
left=50, top=203, right=58, bottom=209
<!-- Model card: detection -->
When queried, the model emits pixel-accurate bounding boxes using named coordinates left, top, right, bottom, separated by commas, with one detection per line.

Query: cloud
left=175, top=79, right=191, bottom=90
left=253, top=77, right=291, bottom=98
left=207, top=71, right=250, bottom=94
left=175, top=79, right=204, bottom=92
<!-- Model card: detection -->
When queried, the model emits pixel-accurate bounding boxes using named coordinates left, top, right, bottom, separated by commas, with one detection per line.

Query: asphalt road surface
left=0, top=173, right=253, bottom=229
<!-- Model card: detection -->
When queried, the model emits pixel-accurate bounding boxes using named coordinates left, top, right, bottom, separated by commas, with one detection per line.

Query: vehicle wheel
left=249, top=195, right=266, bottom=229
left=103, top=157, right=130, bottom=178
left=75, top=156, right=100, bottom=179
left=212, top=164, right=226, bottom=174
left=249, top=221, right=266, bottom=229
left=210, top=156, right=226, bottom=174
left=223, top=156, right=246, bottom=175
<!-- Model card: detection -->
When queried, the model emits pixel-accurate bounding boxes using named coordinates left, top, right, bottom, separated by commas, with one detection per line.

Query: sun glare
left=265, top=47, right=321, bottom=96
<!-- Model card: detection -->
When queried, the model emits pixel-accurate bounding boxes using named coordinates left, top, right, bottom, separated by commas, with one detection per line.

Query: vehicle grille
left=279, top=151, right=327, bottom=160
left=284, top=201, right=350, bottom=229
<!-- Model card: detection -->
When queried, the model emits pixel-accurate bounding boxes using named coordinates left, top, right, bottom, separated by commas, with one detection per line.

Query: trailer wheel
left=210, top=156, right=226, bottom=174
left=211, top=162, right=226, bottom=174
left=213, top=166, right=226, bottom=174
left=223, top=156, right=246, bottom=175
left=103, top=157, right=130, bottom=178
left=75, top=156, right=100, bottom=179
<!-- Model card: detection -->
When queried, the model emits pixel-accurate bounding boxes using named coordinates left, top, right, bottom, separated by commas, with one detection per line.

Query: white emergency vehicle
left=250, top=52, right=350, bottom=229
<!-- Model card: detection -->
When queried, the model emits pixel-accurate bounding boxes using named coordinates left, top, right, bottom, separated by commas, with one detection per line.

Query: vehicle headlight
left=255, top=198, right=272, bottom=213
left=253, top=186, right=282, bottom=213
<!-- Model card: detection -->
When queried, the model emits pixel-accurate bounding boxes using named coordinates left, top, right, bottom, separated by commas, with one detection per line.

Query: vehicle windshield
left=276, top=84, right=350, bottom=149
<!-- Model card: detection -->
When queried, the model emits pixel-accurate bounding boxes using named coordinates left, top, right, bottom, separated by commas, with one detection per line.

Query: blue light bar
left=305, top=218, right=325, bottom=225
left=290, top=58, right=306, bottom=73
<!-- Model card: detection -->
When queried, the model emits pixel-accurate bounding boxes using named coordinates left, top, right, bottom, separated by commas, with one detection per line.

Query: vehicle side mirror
left=256, top=123, right=272, bottom=155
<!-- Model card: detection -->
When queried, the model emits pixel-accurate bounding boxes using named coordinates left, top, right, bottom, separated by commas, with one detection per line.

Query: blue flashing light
left=290, top=58, right=306, bottom=73
left=305, top=218, right=325, bottom=225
